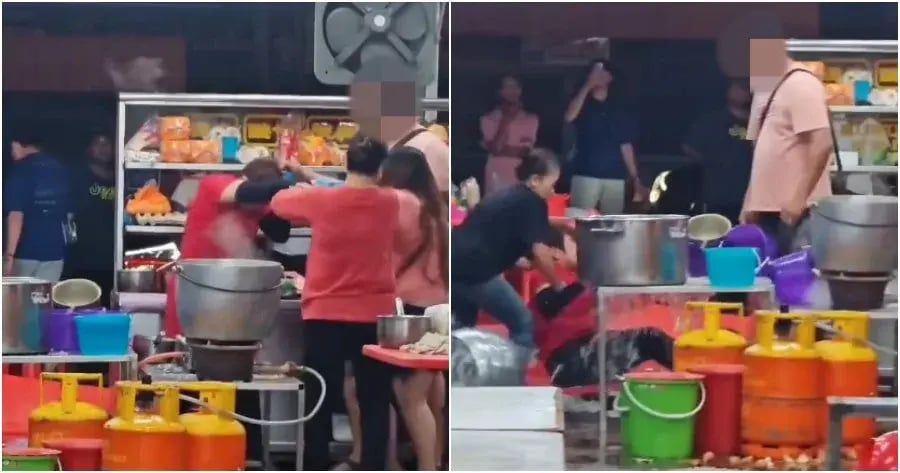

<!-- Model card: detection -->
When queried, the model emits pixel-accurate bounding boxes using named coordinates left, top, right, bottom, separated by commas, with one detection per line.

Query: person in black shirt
left=64, top=132, right=116, bottom=305
left=682, top=79, right=753, bottom=224
left=452, top=149, right=565, bottom=351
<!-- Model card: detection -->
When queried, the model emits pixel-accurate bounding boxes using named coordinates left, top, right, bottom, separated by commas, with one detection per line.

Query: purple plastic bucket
left=723, top=224, right=777, bottom=260
left=769, top=250, right=816, bottom=306
left=43, top=310, right=98, bottom=353
left=688, top=240, right=708, bottom=277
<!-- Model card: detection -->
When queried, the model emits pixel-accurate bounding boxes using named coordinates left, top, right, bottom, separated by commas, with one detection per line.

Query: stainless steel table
left=825, top=396, right=898, bottom=470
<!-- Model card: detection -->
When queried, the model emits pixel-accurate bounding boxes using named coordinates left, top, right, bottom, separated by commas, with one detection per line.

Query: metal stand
left=595, top=277, right=775, bottom=467
left=825, top=396, right=898, bottom=470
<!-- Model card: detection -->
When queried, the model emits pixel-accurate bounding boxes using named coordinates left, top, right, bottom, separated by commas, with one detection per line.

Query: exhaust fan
left=313, top=2, right=440, bottom=85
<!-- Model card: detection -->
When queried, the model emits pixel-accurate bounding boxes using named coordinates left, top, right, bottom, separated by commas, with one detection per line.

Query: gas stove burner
left=822, top=271, right=892, bottom=311
left=189, top=342, right=261, bottom=382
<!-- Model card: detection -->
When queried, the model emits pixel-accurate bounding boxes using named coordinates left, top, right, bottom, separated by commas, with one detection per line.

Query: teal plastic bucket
left=705, top=247, right=761, bottom=288
left=614, top=371, right=705, bottom=461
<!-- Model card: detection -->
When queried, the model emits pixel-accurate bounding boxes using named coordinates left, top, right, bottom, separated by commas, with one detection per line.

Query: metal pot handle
left=588, top=223, right=624, bottom=234
left=173, top=264, right=283, bottom=294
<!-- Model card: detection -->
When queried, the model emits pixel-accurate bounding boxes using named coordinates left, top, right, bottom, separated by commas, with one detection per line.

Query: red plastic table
left=362, top=345, right=449, bottom=371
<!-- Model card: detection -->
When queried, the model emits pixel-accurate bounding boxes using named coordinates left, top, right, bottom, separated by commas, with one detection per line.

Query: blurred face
left=89, top=136, right=113, bottom=164
left=350, top=80, right=418, bottom=143
left=527, top=166, right=560, bottom=200
left=749, top=38, right=788, bottom=92
left=499, top=77, right=522, bottom=104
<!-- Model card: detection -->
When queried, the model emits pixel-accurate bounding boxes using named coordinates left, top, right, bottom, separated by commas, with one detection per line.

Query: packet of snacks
left=126, top=115, right=160, bottom=151
left=276, top=114, right=304, bottom=168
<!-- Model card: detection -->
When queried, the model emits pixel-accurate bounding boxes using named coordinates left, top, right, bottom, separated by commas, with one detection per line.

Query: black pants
left=272, top=251, right=307, bottom=274
left=303, top=320, right=393, bottom=471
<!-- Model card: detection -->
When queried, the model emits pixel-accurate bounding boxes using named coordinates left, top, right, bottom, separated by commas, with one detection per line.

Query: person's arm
left=258, top=212, right=292, bottom=243
left=564, top=83, right=593, bottom=123
left=520, top=200, right=565, bottom=291
left=619, top=113, right=644, bottom=193
left=219, top=179, right=291, bottom=206
left=4, top=176, right=30, bottom=266
left=270, top=186, right=318, bottom=226
left=481, top=112, right=511, bottom=155
left=499, top=114, right=539, bottom=157
left=787, top=77, right=833, bottom=206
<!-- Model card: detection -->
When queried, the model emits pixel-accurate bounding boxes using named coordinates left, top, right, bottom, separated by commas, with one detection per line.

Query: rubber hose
left=178, top=365, right=327, bottom=426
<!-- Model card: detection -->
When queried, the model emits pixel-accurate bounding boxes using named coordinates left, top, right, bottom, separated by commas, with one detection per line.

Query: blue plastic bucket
left=74, top=313, right=132, bottom=356
left=705, top=247, right=760, bottom=289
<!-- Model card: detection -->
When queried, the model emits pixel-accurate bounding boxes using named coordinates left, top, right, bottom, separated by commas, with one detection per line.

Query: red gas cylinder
left=688, top=364, right=745, bottom=457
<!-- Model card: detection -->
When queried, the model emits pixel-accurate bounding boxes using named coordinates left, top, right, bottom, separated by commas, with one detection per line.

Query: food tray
left=875, top=60, right=898, bottom=88
left=821, top=58, right=872, bottom=84
left=305, top=115, right=358, bottom=147
left=362, top=345, right=449, bottom=370
left=243, top=114, right=291, bottom=148
left=187, top=113, right=240, bottom=139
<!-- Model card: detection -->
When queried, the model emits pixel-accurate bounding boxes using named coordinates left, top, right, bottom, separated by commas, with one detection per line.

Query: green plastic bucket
left=615, top=371, right=705, bottom=461
left=2, top=448, right=60, bottom=471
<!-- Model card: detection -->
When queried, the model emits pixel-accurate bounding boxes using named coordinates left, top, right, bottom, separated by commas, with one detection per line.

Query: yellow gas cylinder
left=28, top=373, right=108, bottom=447
left=815, top=311, right=878, bottom=446
left=102, top=382, right=185, bottom=471
left=742, top=312, right=823, bottom=458
left=674, top=302, right=748, bottom=371
left=178, top=381, right=246, bottom=471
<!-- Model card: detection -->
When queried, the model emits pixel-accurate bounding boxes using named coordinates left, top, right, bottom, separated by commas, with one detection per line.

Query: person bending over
left=451, top=148, right=565, bottom=360
left=271, top=135, right=421, bottom=471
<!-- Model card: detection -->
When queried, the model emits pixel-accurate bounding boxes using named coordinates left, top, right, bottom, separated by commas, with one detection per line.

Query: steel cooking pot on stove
left=810, top=195, right=898, bottom=274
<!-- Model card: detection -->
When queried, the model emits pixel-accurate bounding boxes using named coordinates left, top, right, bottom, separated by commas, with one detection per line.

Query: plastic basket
left=74, top=314, right=132, bottom=356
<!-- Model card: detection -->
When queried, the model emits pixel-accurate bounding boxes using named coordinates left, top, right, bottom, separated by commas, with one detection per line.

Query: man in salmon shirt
left=270, top=135, right=421, bottom=471
left=742, top=38, right=833, bottom=255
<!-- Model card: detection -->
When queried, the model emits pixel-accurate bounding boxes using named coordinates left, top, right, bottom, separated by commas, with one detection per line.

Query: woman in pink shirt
left=378, top=146, right=448, bottom=470
left=481, top=75, right=540, bottom=194
left=271, top=136, right=421, bottom=471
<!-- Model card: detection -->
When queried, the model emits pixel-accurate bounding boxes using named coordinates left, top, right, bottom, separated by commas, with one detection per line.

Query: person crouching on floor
left=451, top=148, right=566, bottom=369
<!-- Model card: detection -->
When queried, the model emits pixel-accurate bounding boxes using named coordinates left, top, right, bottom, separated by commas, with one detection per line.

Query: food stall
left=451, top=39, right=897, bottom=471
left=108, top=92, right=449, bottom=461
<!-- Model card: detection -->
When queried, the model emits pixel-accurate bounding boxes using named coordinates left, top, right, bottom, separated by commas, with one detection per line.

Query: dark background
left=2, top=2, right=450, bottom=165
left=449, top=2, right=898, bottom=187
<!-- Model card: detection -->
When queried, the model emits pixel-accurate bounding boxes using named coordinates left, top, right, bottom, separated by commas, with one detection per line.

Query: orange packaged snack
left=160, top=140, right=192, bottom=163
left=126, top=184, right=172, bottom=215
left=190, top=140, right=222, bottom=164
left=160, top=116, right=192, bottom=141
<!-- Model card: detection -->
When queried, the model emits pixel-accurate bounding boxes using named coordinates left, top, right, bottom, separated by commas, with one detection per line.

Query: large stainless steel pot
left=2, top=277, right=52, bottom=353
left=175, top=259, right=283, bottom=342
left=810, top=195, right=898, bottom=274
left=576, top=214, right=689, bottom=286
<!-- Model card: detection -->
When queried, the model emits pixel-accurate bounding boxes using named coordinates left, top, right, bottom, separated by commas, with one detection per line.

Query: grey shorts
left=13, top=259, right=64, bottom=282
left=570, top=176, right=626, bottom=214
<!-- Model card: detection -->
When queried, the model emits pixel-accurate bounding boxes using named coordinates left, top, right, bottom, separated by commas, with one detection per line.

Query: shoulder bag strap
left=391, top=127, right=429, bottom=150
left=758, top=69, right=843, bottom=172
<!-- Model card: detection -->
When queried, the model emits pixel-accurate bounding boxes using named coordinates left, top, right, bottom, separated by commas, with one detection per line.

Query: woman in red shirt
left=271, top=136, right=421, bottom=471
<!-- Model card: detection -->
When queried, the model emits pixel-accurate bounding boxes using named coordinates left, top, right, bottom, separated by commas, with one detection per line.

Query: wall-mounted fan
left=313, top=2, right=440, bottom=85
